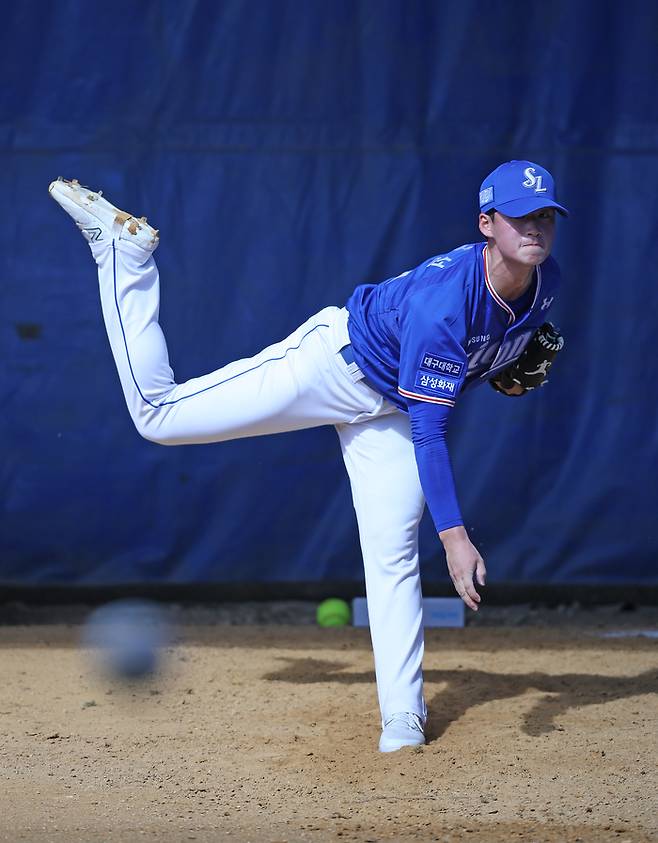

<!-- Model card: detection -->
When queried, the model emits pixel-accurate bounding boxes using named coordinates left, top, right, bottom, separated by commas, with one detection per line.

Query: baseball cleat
left=378, top=712, right=426, bottom=753
left=48, top=177, right=159, bottom=252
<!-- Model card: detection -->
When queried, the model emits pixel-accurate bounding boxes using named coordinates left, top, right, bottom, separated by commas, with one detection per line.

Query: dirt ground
left=0, top=604, right=657, bottom=843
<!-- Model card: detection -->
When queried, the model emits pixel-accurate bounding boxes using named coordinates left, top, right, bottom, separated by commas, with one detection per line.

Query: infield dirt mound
left=0, top=614, right=656, bottom=842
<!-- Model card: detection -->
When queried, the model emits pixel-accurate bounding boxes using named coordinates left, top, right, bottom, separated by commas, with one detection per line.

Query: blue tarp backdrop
left=1, top=0, right=657, bottom=586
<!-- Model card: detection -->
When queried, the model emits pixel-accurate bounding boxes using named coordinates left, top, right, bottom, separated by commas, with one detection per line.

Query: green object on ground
left=316, top=597, right=351, bottom=627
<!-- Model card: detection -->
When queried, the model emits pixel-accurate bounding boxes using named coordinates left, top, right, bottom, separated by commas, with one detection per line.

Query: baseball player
left=49, top=159, right=568, bottom=752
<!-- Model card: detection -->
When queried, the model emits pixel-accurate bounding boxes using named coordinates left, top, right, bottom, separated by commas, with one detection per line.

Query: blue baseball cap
left=479, top=160, right=569, bottom=218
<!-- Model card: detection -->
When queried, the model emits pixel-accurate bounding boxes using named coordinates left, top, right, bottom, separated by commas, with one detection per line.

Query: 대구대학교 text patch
left=420, top=352, right=463, bottom=378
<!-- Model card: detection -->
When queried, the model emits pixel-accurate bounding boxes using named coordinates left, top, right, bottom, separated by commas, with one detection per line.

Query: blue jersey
left=345, top=242, right=561, bottom=532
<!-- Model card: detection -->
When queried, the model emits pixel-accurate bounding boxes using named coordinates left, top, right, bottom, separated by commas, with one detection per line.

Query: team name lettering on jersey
left=467, top=342, right=499, bottom=373
left=420, top=353, right=463, bottom=377
left=484, top=330, right=536, bottom=379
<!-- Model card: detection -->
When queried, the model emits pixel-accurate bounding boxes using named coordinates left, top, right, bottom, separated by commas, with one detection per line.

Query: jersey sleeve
left=397, top=289, right=468, bottom=409
left=408, top=401, right=463, bottom=532
left=398, top=288, right=468, bottom=532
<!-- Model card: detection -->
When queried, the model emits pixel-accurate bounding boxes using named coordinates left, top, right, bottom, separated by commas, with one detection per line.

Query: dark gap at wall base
left=1, top=582, right=656, bottom=608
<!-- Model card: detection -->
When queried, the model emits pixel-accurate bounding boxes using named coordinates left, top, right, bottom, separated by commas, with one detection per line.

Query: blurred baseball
left=82, top=599, right=170, bottom=679
left=316, top=597, right=351, bottom=627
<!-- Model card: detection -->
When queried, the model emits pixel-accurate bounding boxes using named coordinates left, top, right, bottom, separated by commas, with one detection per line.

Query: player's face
left=480, top=208, right=556, bottom=266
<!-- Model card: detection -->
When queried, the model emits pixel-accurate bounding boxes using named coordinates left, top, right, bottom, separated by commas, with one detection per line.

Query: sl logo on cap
left=522, top=167, right=547, bottom=194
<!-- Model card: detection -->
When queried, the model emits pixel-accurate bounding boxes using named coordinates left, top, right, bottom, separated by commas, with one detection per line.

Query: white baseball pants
left=90, top=237, right=428, bottom=725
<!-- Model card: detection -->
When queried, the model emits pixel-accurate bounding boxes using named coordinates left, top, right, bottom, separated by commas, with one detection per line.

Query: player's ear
left=478, top=212, right=494, bottom=239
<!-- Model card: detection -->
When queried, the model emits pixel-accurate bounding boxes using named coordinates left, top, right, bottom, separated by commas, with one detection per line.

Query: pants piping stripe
left=112, top=240, right=329, bottom=410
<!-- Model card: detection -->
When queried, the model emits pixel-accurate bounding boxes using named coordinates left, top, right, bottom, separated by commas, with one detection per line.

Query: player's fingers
left=476, top=558, right=487, bottom=587
left=463, top=579, right=481, bottom=605
left=455, top=580, right=480, bottom=611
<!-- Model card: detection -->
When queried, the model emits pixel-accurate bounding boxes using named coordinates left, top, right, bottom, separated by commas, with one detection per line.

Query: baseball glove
left=490, top=322, right=564, bottom=396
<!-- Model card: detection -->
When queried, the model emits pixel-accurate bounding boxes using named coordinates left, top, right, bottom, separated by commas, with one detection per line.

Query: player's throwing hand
left=440, top=526, right=487, bottom=611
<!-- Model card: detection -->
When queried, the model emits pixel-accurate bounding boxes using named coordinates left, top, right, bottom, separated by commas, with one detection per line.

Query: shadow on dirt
left=264, top=658, right=658, bottom=739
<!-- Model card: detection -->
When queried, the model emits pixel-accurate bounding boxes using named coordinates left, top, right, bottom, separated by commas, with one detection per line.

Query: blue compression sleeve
left=408, top=400, right=463, bottom=533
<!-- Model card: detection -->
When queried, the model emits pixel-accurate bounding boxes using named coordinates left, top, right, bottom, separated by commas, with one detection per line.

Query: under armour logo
left=541, top=296, right=554, bottom=310
left=522, top=167, right=548, bottom=193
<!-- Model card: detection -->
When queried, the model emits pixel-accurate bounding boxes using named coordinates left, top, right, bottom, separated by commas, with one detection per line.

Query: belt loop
left=339, top=344, right=365, bottom=382
left=339, top=344, right=356, bottom=365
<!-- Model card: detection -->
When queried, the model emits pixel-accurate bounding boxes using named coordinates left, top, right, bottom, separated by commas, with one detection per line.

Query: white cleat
left=48, top=177, right=159, bottom=252
left=378, top=712, right=426, bottom=753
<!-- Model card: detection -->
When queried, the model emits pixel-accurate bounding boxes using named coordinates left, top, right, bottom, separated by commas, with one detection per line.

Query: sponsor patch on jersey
left=420, top=352, right=464, bottom=378
left=414, top=371, right=459, bottom=398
